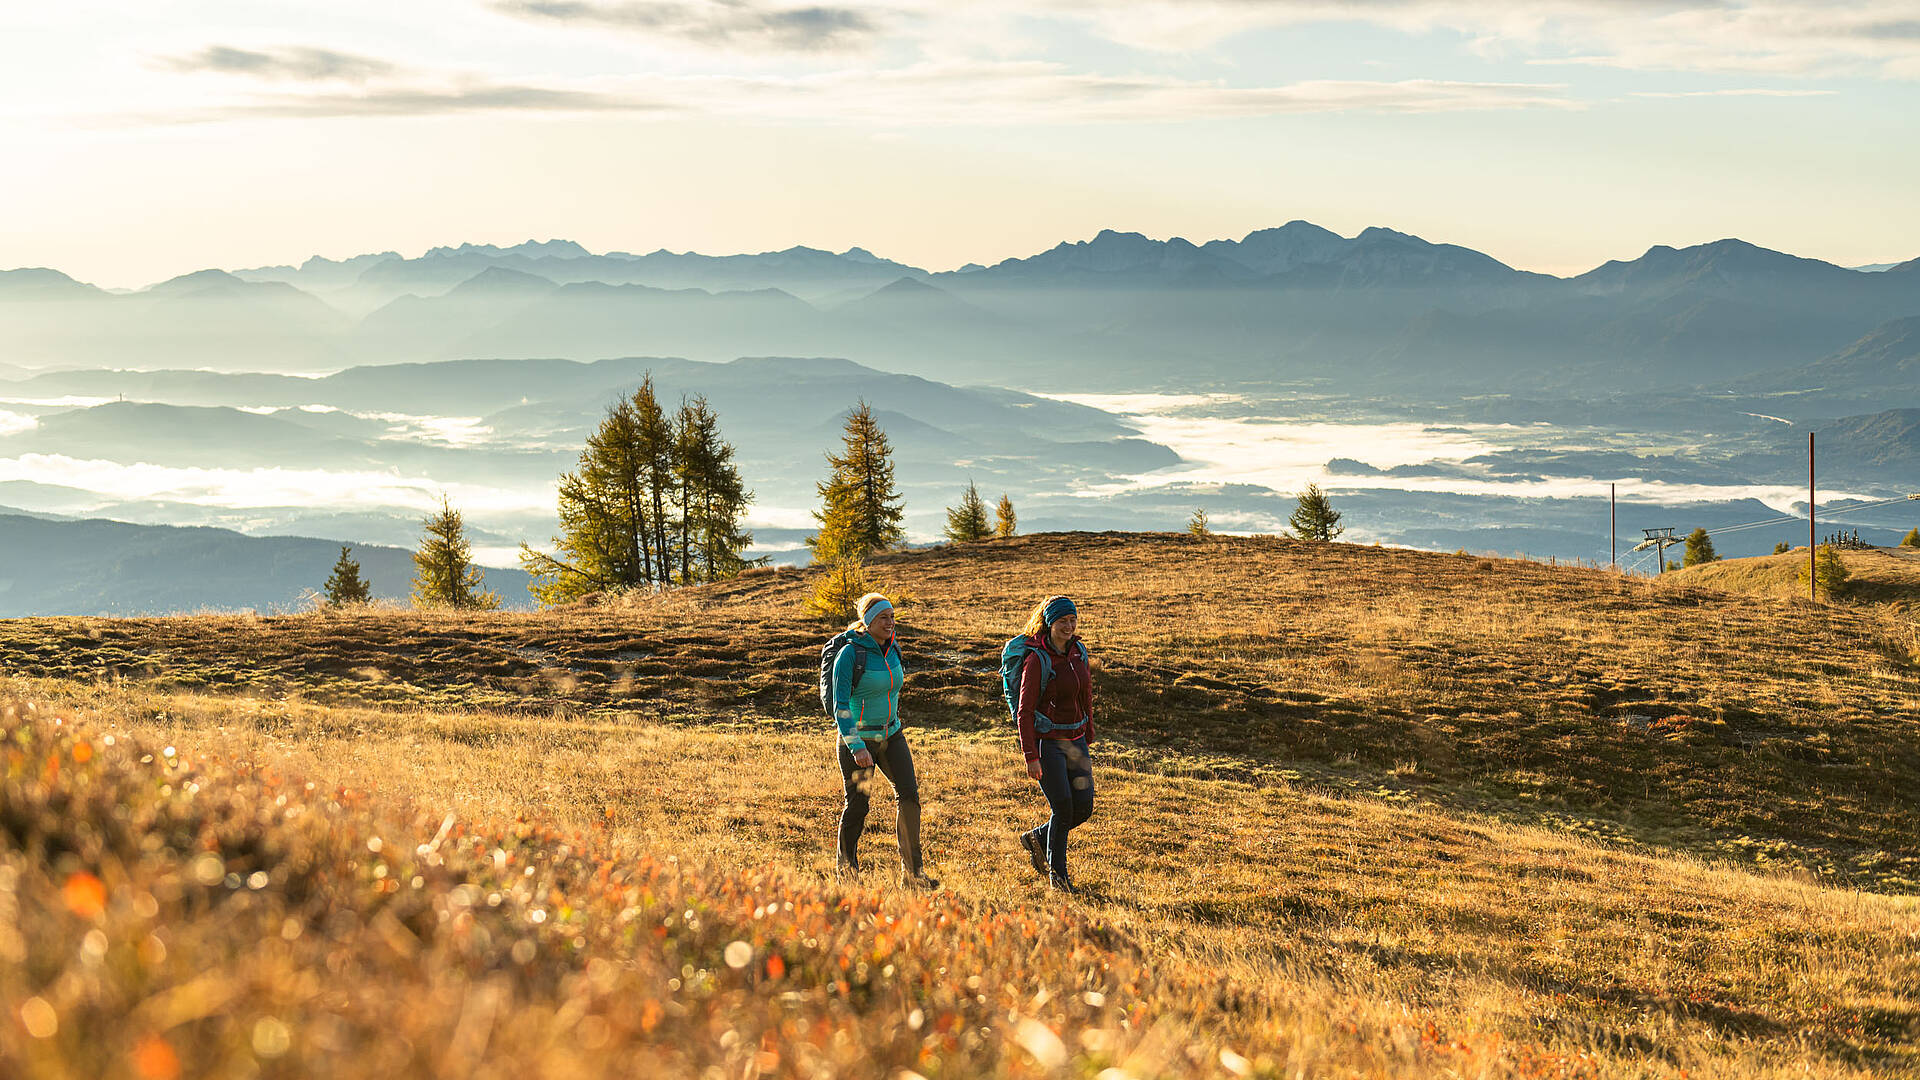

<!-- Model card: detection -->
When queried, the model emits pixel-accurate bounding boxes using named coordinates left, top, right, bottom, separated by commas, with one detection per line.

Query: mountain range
left=4, top=227, right=1918, bottom=394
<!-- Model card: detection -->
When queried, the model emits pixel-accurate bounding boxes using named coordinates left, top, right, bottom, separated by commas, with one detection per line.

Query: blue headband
left=1043, top=596, right=1076, bottom=625
left=861, top=598, right=894, bottom=625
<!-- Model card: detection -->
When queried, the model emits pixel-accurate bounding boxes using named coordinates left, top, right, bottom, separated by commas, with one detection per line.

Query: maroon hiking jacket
left=1016, top=633, right=1094, bottom=764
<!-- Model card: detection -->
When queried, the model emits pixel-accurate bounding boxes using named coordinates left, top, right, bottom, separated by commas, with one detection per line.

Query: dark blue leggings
left=837, top=734, right=923, bottom=873
left=1028, top=736, right=1094, bottom=876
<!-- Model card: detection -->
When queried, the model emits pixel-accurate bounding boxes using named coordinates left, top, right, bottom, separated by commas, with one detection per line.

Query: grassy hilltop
left=2, top=532, right=1918, bottom=1078
left=1667, top=546, right=1920, bottom=605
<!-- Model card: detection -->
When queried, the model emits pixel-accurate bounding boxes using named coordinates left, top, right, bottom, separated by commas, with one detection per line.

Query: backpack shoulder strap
left=1033, top=643, right=1056, bottom=685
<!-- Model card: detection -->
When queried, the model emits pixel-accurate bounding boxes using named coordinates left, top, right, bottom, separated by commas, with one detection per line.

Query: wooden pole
left=1808, top=432, right=1816, bottom=602
left=1610, top=483, right=1617, bottom=571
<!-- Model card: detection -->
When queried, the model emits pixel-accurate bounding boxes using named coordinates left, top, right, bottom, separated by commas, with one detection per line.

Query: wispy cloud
left=1629, top=87, right=1840, bottom=97
left=131, top=2, right=1903, bottom=130
left=144, top=59, right=1574, bottom=124
left=1023, top=1, right=1920, bottom=78
left=182, top=84, right=666, bottom=121
left=159, top=45, right=400, bottom=84
left=492, top=0, right=885, bottom=52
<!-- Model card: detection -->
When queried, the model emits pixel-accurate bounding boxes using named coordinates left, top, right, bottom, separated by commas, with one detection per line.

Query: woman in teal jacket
left=833, top=592, right=937, bottom=888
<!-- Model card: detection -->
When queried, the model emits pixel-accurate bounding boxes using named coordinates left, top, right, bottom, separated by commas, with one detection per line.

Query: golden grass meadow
left=3, top=532, right=1918, bottom=1078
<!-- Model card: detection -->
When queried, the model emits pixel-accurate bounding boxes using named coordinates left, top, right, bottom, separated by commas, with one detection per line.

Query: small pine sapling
left=322, top=545, right=372, bottom=606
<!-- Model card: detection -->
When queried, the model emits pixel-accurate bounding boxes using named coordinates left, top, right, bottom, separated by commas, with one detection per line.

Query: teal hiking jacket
left=831, top=631, right=904, bottom=752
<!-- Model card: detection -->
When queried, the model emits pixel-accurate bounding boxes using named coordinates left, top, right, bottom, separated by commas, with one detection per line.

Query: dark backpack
left=999, top=634, right=1089, bottom=733
left=819, top=631, right=869, bottom=718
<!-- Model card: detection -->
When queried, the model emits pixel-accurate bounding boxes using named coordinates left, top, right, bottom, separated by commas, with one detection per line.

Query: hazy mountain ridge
left=0, top=511, right=532, bottom=616
left=1764, top=315, right=1920, bottom=395
left=6, top=226, right=1917, bottom=391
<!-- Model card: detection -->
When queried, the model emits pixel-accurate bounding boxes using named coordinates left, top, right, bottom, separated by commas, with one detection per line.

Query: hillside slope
left=1667, top=546, right=1920, bottom=603
left=4, top=532, right=1914, bottom=888
left=4, top=533, right=1919, bottom=1077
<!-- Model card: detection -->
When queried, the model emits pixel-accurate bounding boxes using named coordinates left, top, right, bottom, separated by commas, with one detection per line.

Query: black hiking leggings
left=836, top=734, right=923, bottom=874
left=1030, top=735, right=1094, bottom=877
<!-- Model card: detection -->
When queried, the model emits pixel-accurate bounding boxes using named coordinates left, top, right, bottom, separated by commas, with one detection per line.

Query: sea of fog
left=0, top=392, right=1890, bottom=570
left=1046, top=394, right=1864, bottom=515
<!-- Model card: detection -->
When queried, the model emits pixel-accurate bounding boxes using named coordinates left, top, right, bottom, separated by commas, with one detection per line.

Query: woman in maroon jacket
left=1014, top=595, right=1095, bottom=893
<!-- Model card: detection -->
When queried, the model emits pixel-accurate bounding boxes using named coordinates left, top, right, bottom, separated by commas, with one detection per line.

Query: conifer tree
left=638, top=381, right=678, bottom=584
left=944, top=481, right=991, bottom=543
left=522, top=386, right=659, bottom=603
left=522, top=383, right=755, bottom=604
left=413, top=496, right=499, bottom=610
left=1799, top=543, right=1851, bottom=601
left=676, top=395, right=756, bottom=583
left=322, top=545, right=371, bottom=606
left=995, top=493, right=1017, bottom=538
left=810, top=401, right=905, bottom=561
left=806, top=555, right=873, bottom=622
left=1289, top=483, right=1343, bottom=541
left=1773, top=541, right=1792, bottom=555
left=1187, top=507, right=1210, bottom=536
left=1682, top=527, right=1719, bottom=567
left=1903, top=528, right=1920, bottom=548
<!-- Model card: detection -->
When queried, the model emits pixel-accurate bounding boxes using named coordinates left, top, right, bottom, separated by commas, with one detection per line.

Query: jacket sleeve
left=1016, top=650, right=1044, bottom=764
left=832, top=644, right=864, bottom=752
left=1082, top=648, right=1095, bottom=746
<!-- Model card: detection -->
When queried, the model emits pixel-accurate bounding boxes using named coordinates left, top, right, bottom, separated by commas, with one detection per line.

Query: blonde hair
left=846, top=592, right=893, bottom=633
left=1020, top=599, right=1050, bottom=638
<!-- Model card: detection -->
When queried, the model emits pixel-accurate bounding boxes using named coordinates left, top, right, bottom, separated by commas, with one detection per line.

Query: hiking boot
left=901, top=870, right=941, bottom=890
left=836, top=858, right=862, bottom=879
left=1048, top=873, right=1078, bottom=895
left=1019, top=830, right=1048, bottom=878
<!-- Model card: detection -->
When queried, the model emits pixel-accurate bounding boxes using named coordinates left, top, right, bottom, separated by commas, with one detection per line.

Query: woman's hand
left=1026, top=760, right=1043, bottom=781
left=853, top=748, right=874, bottom=769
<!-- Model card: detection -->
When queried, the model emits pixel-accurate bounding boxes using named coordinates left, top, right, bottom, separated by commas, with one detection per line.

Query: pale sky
left=4, top=0, right=1918, bottom=289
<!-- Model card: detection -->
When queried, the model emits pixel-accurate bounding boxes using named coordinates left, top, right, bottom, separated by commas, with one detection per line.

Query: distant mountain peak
left=146, top=268, right=245, bottom=293
left=869, top=275, right=940, bottom=295
left=450, top=266, right=559, bottom=294
left=1357, top=226, right=1422, bottom=244
left=1242, top=220, right=1343, bottom=242
left=298, top=252, right=399, bottom=272
left=1577, top=237, right=1852, bottom=291
left=422, top=239, right=591, bottom=260
left=0, top=268, right=101, bottom=299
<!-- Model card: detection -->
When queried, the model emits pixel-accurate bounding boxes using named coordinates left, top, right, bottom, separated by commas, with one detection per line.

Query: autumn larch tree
left=413, top=496, right=500, bottom=610
left=810, top=400, right=906, bottom=562
left=995, top=493, right=1017, bottom=538
left=522, top=381, right=754, bottom=604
